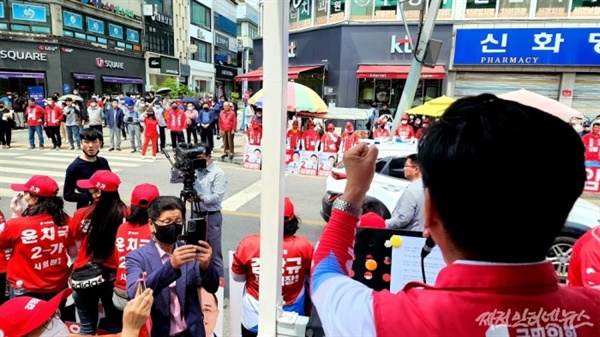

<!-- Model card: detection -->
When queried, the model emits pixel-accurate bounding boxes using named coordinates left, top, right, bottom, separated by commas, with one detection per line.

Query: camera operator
left=192, top=142, right=227, bottom=278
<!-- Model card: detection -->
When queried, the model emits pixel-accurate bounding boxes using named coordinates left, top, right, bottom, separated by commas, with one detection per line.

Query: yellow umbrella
left=406, top=95, right=455, bottom=117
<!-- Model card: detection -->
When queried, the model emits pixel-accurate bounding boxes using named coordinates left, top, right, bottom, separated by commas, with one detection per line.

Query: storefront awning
left=0, top=71, right=45, bottom=79
left=356, top=65, right=446, bottom=80
left=235, top=65, right=323, bottom=82
left=102, top=76, right=143, bottom=84
left=73, top=73, right=96, bottom=80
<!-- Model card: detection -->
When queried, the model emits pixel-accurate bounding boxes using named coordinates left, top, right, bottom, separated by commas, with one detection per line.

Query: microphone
left=420, top=237, right=436, bottom=259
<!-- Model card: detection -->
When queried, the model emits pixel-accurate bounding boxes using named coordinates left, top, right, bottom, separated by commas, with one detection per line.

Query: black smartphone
left=137, top=272, right=146, bottom=291
left=184, top=217, right=207, bottom=245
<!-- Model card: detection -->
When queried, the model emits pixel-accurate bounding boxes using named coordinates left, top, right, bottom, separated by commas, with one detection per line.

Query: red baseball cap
left=11, top=175, right=59, bottom=197
left=0, top=288, right=72, bottom=337
left=284, top=197, right=295, bottom=220
left=77, top=170, right=121, bottom=192
left=131, top=183, right=160, bottom=207
left=358, top=212, right=386, bottom=229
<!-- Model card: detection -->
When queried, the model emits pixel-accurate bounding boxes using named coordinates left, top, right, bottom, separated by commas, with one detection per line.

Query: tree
left=152, top=78, right=195, bottom=98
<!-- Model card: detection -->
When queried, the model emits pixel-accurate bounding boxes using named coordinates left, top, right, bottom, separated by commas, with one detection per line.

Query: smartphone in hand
left=183, top=218, right=207, bottom=245
left=137, top=272, right=147, bottom=292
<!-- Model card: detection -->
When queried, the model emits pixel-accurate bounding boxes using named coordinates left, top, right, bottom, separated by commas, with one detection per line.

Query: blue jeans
left=72, top=280, right=122, bottom=335
left=67, top=125, right=81, bottom=148
left=28, top=125, right=43, bottom=147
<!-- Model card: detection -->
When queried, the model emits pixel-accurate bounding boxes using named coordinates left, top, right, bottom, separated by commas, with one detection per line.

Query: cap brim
left=10, top=183, right=26, bottom=193
left=20, top=289, right=73, bottom=336
left=76, top=180, right=94, bottom=189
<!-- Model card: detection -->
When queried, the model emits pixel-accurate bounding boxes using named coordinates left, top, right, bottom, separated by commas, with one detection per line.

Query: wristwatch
left=332, top=197, right=363, bottom=218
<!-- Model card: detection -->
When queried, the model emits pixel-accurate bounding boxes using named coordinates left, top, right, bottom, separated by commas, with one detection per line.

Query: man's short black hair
left=148, top=196, right=185, bottom=222
left=418, top=93, right=585, bottom=263
left=80, top=128, right=103, bottom=141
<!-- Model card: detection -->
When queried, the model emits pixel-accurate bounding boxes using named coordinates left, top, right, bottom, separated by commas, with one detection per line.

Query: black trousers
left=241, top=324, right=258, bottom=337
left=200, top=126, right=214, bottom=149
left=48, top=126, right=61, bottom=147
left=159, top=126, right=167, bottom=150
left=0, top=122, right=11, bottom=146
left=170, top=131, right=185, bottom=148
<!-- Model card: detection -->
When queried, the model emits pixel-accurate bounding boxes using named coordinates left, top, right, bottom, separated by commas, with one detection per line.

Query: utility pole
left=390, top=0, right=442, bottom=138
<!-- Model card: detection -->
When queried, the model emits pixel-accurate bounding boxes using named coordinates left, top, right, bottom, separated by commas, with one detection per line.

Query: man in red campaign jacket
left=287, top=120, right=302, bottom=151
left=25, top=97, right=45, bottom=149
left=341, top=121, right=359, bottom=153
left=373, top=120, right=390, bottom=141
left=165, top=102, right=186, bottom=149
left=311, top=94, right=600, bottom=337
left=246, top=119, right=262, bottom=146
left=113, top=184, right=160, bottom=310
left=301, top=120, right=320, bottom=151
left=394, top=114, right=415, bottom=143
left=321, top=123, right=340, bottom=153
left=568, top=226, right=600, bottom=289
left=582, top=122, right=600, bottom=162
left=44, top=97, right=64, bottom=150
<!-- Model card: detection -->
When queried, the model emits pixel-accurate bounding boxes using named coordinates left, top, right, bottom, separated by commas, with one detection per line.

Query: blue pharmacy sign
left=126, top=28, right=139, bottom=43
left=63, top=11, right=83, bottom=29
left=12, top=3, right=47, bottom=22
left=109, top=23, right=123, bottom=39
left=87, top=17, right=105, bottom=34
left=0, top=3, right=4, bottom=19
left=63, top=84, right=71, bottom=94
left=454, top=28, right=600, bottom=66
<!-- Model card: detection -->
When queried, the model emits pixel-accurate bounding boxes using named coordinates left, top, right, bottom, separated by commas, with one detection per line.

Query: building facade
left=236, top=0, right=259, bottom=98
left=213, top=0, right=238, bottom=99
left=188, top=0, right=215, bottom=93
left=0, top=0, right=145, bottom=98
left=248, top=0, right=599, bottom=117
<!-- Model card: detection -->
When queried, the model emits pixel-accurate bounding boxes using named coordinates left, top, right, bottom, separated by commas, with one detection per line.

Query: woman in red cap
left=69, top=170, right=127, bottom=335
left=231, top=197, right=314, bottom=337
left=112, top=183, right=160, bottom=311
left=0, top=175, right=74, bottom=307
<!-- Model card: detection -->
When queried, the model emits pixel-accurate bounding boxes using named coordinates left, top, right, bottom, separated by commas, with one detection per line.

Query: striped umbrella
left=248, top=81, right=328, bottom=113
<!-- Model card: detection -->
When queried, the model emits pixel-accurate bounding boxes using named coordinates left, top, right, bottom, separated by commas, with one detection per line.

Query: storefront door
left=454, top=72, right=560, bottom=100
left=572, top=73, right=600, bottom=121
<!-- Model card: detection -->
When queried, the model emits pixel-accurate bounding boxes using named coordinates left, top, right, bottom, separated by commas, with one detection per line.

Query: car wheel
left=546, top=236, right=577, bottom=283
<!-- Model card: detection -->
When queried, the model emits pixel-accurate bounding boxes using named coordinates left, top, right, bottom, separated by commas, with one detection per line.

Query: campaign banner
left=243, top=144, right=262, bottom=170
left=286, top=150, right=301, bottom=174
left=27, top=86, right=44, bottom=107
left=584, top=165, right=600, bottom=194
left=318, top=152, right=337, bottom=177
left=299, top=151, right=318, bottom=176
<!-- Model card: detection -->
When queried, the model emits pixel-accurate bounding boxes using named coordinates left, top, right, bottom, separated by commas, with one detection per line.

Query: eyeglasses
left=154, top=219, right=184, bottom=226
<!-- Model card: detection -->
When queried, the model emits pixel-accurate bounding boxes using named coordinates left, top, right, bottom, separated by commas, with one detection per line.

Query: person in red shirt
left=70, top=170, right=127, bottom=335
left=373, top=119, right=390, bottom=141
left=582, top=122, right=600, bottom=163
left=112, top=183, right=160, bottom=311
left=0, top=208, right=7, bottom=305
left=232, top=197, right=314, bottom=337
left=301, top=120, right=320, bottom=151
left=340, top=121, right=359, bottom=153
left=165, top=101, right=186, bottom=149
left=140, top=109, right=159, bottom=160
left=0, top=176, right=74, bottom=304
left=320, top=123, right=340, bottom=153
left=415, top=117, right=429, bottom=140
left=286, top=120, right=302, bottom=151
left=219, top=102, right=237, bottom=161
left=311, top=94, right=600, bottom=336
left=25, top=97, right=45, bottom=149
left=44, top=97, right=64, bottom=150
left=246, top=119, right=262, bottom=146
left=394, top=114, right=415, bottom=142
left=568, top=227, right=600, bottom=289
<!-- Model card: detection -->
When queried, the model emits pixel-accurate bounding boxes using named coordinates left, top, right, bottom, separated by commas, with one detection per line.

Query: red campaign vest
left=321, top=132, right=340, bottom=153
left=394, top=124, right=415, bottom=140
left=287, top=129, right=302, bottom=150
left=247, top=127, right=262, bottom=146
left=341, top=132, right=359, bottom=153
left=373, top=128, right=390, bottom=140
left=302, top=130, right=320, bottom=151
left=372, top=263, right=600, bottom=337
left=582, top=133, right=600, bottom=161
left=44, top=105, right=63, bottom=127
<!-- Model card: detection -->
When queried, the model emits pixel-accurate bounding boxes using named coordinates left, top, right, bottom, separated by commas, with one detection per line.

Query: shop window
left=315, top=0, right=328, bottom=25
left=191, top=1, right=211, bottom=29
left=497, top=0, right=530, bottom=18
left=126, top=44, right=132, bottom=50
left=329, top=0, right=345, bottom=22
left=117, top=41, right=126, bottom=48
left=237, top=23, right=242, bottom=36
left=63, top=30, right=73, bottom=37
left=248, top=24, right=258, bottom=39
left=358, top=78, right=376, bottom=108
left=0, top=23, right=7, bottom=30
left=97, top=37, right=107, bottom=44
left=350, top=0, right=374, bottom=20
left=75, top=32, right=85, bottom=39
left=191, top=38, right=211, bottom=63
left=145, top=24, right=174, bottom=56
left=375, top=0, right=398, bottom=20
left=10, top=23, right=28, bottom=31
left=536, top=0, right=569, bottom=17
left=6, top=1, right=51, bottom=33
left=146, top=0, right=163, bottom=13
left=571, top=0, right=600, bottom=17
left=31, top=26, right=49, bottom=33
left=86, top=17, right=105, bottom=35
left=465, top=0, right=497, bottom=18
left=108, top=23, right=123, bottom=39
left=63, top=10, right=84, bottom=31
left=437, top=0, right=453, bottom=19
left=86, top=35, right=96, bottom=42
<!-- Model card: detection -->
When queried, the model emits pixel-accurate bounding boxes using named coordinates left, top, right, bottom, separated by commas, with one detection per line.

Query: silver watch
left=332, top=197, right=363, bottom=218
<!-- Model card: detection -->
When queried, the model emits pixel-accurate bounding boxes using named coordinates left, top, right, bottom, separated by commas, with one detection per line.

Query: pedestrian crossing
left=0, top=149, right=148, bottom=198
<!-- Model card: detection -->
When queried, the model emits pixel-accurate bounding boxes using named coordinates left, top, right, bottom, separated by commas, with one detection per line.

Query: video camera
left=164, top=143, right=208, bottom=200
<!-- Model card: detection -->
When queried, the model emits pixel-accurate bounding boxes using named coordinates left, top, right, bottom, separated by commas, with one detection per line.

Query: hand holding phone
left=183, top=218, right=207, bottom=245
left=137, top=272, right=147, bottom=293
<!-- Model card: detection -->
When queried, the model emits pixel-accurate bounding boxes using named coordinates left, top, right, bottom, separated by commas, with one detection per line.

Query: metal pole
left=390, top=0, right=442, bottom=139
left=258, top=0, right=289, bottom=336
left=241, top=48, right=250, bottom=130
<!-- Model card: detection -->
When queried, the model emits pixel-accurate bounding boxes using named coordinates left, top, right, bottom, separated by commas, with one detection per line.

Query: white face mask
left=39, top=318, right=70, bottom=337
left=401, top=120, right=408, bottom=125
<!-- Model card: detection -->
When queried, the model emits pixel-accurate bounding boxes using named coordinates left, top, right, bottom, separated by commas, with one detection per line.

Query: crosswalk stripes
left=0, top=149, right=149, bottom=198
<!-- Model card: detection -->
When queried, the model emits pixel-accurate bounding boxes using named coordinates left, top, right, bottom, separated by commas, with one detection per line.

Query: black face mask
left=154, top=223, right=182, bottom=244
left=172, top=106, right=178, bottom=110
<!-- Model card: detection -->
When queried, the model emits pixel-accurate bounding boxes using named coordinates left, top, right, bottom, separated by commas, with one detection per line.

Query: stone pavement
left=3, top=127, right=248, bottom=165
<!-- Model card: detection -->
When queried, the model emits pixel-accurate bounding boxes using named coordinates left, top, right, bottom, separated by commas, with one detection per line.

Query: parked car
left=320, top=154, right=600, bottom=282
